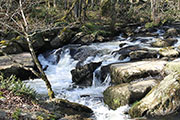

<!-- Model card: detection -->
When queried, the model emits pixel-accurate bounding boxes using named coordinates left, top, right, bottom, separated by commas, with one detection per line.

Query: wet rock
left=71, top=62, right=102, bottom=86
left=42, top=48, right=62, bottom=65
left=70, top=46, right=100, bottom=62
left=110, top=60, right=167, bottom=84
left=119, top=43, right=127, bottom=48
left=129, top=73, right=180, bottom=118
left=100, top=65, right=110, bottom=82
left=151, top=38, right=177, bottom=47
left=46, top=98, right=93, bottom=118
left=129, top=50, right=158, bottom=60
left=159, top=47, right=179, bottom=57
left=113, top=45, right=141, bottom=60
left=103, top=79, right=158, bottom=110
left=0, top=53, right=36, bottom=80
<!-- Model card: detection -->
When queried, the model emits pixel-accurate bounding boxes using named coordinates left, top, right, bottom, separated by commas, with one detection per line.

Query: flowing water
left=26, top=28, right=180, bottom=120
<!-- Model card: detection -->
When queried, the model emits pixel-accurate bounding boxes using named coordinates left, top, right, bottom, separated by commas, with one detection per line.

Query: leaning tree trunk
left=19, top=0, right=55, bottom=100
left=25, top=33, right=55, bottom=99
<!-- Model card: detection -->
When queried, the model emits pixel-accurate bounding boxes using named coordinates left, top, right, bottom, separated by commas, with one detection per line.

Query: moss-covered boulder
left=110, top=60, right=167, bottom=84
left=129, top=73, right=180, bottom=118
left=103, top=79, right=158, bottom=110
left=159, top=47, right=179, bottom=57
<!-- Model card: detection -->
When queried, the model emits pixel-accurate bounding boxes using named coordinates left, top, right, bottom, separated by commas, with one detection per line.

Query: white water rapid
left=26, top=29, right=180, bottom=120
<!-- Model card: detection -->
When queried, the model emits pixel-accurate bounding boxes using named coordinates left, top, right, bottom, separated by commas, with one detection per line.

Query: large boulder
left=50, top=27, right=76, bottom=48
left=129, top=50, right=157, bottom=60
left=110, top=60, right=167, bottom=84
left=70, top=46, right=100, bottom=63
left=129, top=73, right=180, bottom=118
left=0, top=53, right=35, bottom=80
left=45, top=98, right=93, bottom=118
left=165, top=28, right=178, bottom=36
left=151, top=38, right=177, bottom=48
left=71, top=62, right=102, bottom=86
left=103, top=79, right=158, bottom=110
left=163, top=61, right=180, bottom=75
left=158, top=47, right=179, bottom=57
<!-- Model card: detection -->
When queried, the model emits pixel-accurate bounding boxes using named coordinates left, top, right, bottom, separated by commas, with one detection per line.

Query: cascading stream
left=26, top=29, right=180, bottom=120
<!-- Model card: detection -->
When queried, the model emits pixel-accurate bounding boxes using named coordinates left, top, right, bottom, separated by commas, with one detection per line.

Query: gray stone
left=110, top=60, right=167, bottom=84
left=129, top=73, right=180, bottom=118
left=103, top=79, right=158, bottom=110
left=0, top=53, right=35, bottom=80
left=159, top=47, right=179, bottom=57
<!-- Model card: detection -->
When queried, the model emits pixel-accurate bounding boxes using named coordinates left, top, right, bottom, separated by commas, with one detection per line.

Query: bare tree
left=0, top=0, right=55, bottom=100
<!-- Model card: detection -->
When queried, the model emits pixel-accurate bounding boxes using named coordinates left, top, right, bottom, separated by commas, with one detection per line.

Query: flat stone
left=110, top=60, right=167, bottom=84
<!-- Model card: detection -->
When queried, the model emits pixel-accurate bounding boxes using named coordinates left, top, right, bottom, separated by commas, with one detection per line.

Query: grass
left=0, top=74, right=37, bottom=99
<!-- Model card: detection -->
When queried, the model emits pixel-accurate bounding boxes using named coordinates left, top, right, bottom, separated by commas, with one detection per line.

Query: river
left=26, top=28, right=180, bottom=120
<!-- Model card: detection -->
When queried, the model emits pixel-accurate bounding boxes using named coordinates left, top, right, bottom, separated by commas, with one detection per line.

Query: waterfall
left=25, top=29, right=180, bottom=120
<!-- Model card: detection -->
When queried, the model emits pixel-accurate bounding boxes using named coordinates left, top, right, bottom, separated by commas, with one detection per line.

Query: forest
left=0, top=0, right=180, bottom=120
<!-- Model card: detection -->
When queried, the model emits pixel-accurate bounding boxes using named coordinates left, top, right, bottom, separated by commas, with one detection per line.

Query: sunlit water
left=26, top=29, right=180, bottom=120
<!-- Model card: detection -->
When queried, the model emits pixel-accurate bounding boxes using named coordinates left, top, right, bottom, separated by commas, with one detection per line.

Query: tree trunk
left=25, top=33, right=55, bottom=100
left=151, top=0, right=156, bottom=22
left=19, top=0, right=55, bottom=100
left=178, top=0, right=180, bottom=10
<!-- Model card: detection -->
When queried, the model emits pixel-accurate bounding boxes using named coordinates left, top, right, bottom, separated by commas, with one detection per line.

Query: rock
left=164, top=61, right=180, bottom=75
left=42, top=48, right=62, bottom=65
left=110, top=60, right=167, bottom=84
left=80, top=34, right=96, bottom=44
left=129, top=73, right=180, bottom=118
left=0, top=53, right=36, bottom=80
left=100, top=65, right=110, bottom=82
left=159, top=47, right=179, bottom=57
left=50, top=27, right=76, bottom=48
left=61, top=115, right=93, bottom=120
left=70, top=46, right=100, bottom=62
left=0, top=109, right=6, bottom=119
left=166, top=28, right=177, bottom=36
left=71, top=32, right=86, bottom=43
left=151, top=38, right=177, bottom=47
left=103, top=79, right=157, bottom=110
left=71, top=62, right=102, bottom=86
left=96, top=35, right=105, bottom=42
left=2, top=41, right=23, bottom=55
left=45, top=98, right=93, bottom=118
left=129, top=50, right=157, bottom=60
left=113, top=45, right=141, bottom=60
left=103, top=79, right=158, bottom=110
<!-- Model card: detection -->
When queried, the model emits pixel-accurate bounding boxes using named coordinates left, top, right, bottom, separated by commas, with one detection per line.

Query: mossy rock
left=129, top=73, right=180, bottom=118
left=103, top=80, right=157, bottom=110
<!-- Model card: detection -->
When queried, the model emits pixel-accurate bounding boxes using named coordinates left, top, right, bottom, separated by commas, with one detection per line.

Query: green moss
left=12, top=108, right=22, bottom=120
left=145, top=22, right=159, bottom=29
left=0, top=74, right=37, bottom=99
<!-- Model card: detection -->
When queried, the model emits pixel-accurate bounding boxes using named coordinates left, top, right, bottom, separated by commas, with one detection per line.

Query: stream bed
left=26, top=28, right=180, bottom=120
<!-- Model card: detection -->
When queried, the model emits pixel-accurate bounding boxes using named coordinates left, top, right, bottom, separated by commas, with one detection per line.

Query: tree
left=0, top=0, right=55, bottom=100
